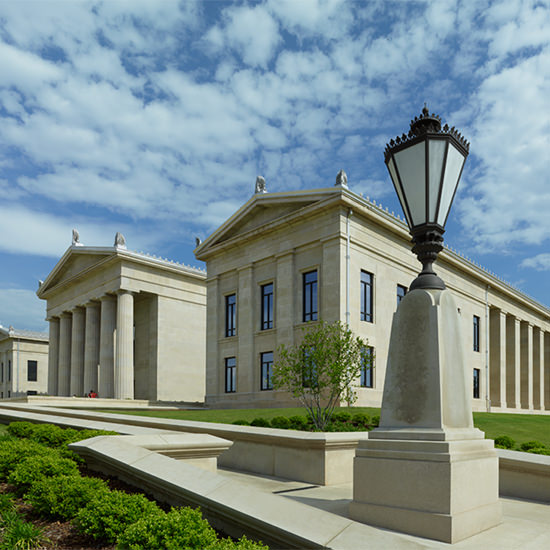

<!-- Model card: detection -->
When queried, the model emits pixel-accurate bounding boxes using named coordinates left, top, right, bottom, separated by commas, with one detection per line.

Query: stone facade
left=37, top=240, right=206, bottom=402
left=195, top=186, right=550, bottom=412
left=0, top=325, right=49, bottom=398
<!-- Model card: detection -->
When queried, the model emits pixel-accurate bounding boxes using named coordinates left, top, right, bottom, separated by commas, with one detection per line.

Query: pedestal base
left=349, top=437, right=501, bottom=543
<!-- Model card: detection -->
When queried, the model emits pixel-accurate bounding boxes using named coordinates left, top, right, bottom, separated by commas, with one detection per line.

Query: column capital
left=99, top=294, right=117, bottom=303
left=59, top=311, right=72, bottom=319
left=116, top=289, right=134, bottom=297
left=84, top=300, right=101, bottom=308
left=70, top=305, right=85, bottom=314
left=46, top=315, right=60, bottom=322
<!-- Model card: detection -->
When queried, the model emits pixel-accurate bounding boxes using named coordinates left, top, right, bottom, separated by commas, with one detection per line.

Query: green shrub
left=270, top=416, right=290, bottom=429
left=232, top=420, right=250, bottom=426
left=288, top=416, right=308, bottom=431
left=494, top=435, right=515, bottom=449
left=0, top=516, right=50, bottom=550
left=212, top=535, right=269, bottom=549
left=118, top=506, right=218, bottom=549
left=371, top=415, right=380, bottom=427
left=26, top=474, right=110, bottom=520
left=250, top=418, right=270, bottom=428
left=0, top=439, right=55, bottom=480
left=332, top=412, right=351, bottom=423
left=351, top=413, right=370, bottom=429
left=520, top=440, right=545, bottom=452
left=75, top=490, right=163, bottom=543
left=0, top=492, right=14, bottom=514
left=6, top=422, right=35, bottom=439
left=526, top=447, right=550, bottom=456
left=8, top=454, right=79, bottom=494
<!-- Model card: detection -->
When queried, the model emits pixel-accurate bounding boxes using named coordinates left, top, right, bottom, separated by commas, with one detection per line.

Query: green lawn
left=101, top=407, right=550, bottom=448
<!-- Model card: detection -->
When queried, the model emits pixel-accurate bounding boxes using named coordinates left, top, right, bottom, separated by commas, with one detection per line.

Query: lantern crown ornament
left=385, top=106, right=469, bottom=291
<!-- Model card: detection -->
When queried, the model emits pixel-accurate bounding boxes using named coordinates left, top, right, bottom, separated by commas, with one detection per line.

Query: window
left=225, top=357, right=236, bottom=393
left=360, top=346, right=374, bottom=388
left=27, top=390, right=37, bottom=396
left=261, top=283, right=274, bottom=330
left=7, top=360, right=10, bottom=382
left=27, top=360, right=37, bottom=382
left=303, top=271, right=318, bottom=322
left=0, top=362, right=3, bottom=383
left=397, top=285, right=407, bottom=306
left=360, top=271, right=373, bottom=322
left=473, top=368, right=480, bottom=399
left=261, top=351, right=273, bottom=390
left=225, top=294, right=236, bottom=337
left=473, top=315, right=480, bottom=352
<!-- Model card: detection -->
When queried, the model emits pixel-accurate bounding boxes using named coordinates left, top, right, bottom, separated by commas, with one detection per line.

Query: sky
left=0, top=0, right=549, bottom=332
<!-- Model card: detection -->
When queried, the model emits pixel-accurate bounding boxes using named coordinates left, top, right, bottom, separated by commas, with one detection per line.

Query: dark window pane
left=225, top=294, right=236, bottom=337
left=473, top=368, right=480, bottom=398
left=360, top=347, right=374, bottom=388
left=261, top=351, right=274, bottom=390
left=473, top=315, right=480, bottom=352
left=261, top=283, right=274, bottom=330
left=27, top=360, right=37, bottom=382
left=361, top=271, right=373, bottom=322
left=303, top=271, right=318, bottom=322
left=225, top=357, right=236, bottom=393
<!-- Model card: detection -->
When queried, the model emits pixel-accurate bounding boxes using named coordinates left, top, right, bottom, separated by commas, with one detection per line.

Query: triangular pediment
left=195, top=188, right=344, bottom=258
left=38, top=248, right=115, bottom=296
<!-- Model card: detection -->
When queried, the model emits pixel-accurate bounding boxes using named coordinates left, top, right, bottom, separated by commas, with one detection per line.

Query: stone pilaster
left=83, top=301, right=101, bottom=395
left=58, top=313, right=72, bottom=396
left=47, top=317, right=60, bottom=396
left=237, top=264, right=254, bottom=393
left=70, top=307, right=86, bottom=397
left=276, top=251, right=295, bottom=350
left=205, top=277, right=219, bottom=399
left=99, top=295, right=116, bottom=398
left=115, top=290, right=134, bottom=399
left=520, top=321, right=533, bottom=410
left=489, top=309, right=506, bottom=408
left=321, top=237, right=340, bottom=321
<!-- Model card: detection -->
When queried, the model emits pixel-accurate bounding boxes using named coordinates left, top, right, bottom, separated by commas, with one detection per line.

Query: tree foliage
left=271, top=321, right=371, bottom=430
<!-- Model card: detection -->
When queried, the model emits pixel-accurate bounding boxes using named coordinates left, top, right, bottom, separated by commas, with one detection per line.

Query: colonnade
left=489, top=307, right=549, bottom=411
left=47, top=291, right=134, bottom=399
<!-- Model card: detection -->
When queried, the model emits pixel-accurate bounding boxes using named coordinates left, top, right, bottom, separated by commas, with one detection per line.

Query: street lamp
left=384, top=105, right=469, bottom=290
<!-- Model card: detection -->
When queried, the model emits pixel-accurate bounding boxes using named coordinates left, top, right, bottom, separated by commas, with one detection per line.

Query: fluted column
left=505, top=315, right=520, bottom=408
left=115, top=290, right=134, bottom=399
left=70, top=307, right=85, bottom=396
left=83, top=301, right=101, bottom=395
left=58, top=313, right=72, bottom=396
left=47, top=317, right=60, bottom=396
left=520, top=321, right=533, bottom=410
left=99, top=295, right=116, bottom=398
left=489, top=309, right=506, bottom=408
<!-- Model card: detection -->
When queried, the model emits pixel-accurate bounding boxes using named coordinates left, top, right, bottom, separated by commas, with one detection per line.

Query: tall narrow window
left=261, top=351, right=273, bottom=390
left=27, top=360, right=37, bottom=382
left=473, top=315, right=480, bottom=352
left=225, top=357, right=236, bottom=393
left=397, top=284, right=407, bottom=306
left=303, top=270, right=318, bottom=322
left=360, top=271, right=373, bottom=322
left=360, top=346, right=374, bottom=388
left=7, top=360, right=11, bottom=382
left=261, top=283, right=274, bottom=330
left=1, top=363, right=3, bottom=383
left=473, top=368, right=480, bottom=399
left=225, top=294, right=236, bottom=337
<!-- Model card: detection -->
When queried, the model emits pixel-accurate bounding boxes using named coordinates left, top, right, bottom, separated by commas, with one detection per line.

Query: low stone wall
left=497, top=449, right=550, bottom=503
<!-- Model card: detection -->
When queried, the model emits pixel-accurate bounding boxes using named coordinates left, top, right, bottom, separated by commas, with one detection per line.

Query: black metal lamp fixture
left=384, top=106, right=470, bottom=290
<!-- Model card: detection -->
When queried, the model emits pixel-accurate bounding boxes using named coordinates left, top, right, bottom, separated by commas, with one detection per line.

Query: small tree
left=271, top=321, right=371, bottom=431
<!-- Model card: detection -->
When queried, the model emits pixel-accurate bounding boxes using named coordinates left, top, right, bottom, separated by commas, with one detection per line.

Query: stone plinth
left=350, top=288, right=501, bottom=543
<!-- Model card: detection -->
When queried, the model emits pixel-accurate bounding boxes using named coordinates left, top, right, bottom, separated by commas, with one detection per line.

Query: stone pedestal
left=350, top=289, right=501, bottom=543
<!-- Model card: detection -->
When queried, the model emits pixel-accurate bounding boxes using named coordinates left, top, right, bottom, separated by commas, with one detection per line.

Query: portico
left=38, top=233, right=207, bottom=402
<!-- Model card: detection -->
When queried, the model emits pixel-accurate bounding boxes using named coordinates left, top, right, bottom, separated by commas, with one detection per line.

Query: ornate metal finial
left=255, top=176, right=267, bottom=194
left=335, top=169, right=348, bottom=188
left=71, top=228, right=82, bottom=246
left=114, top=232, right=127, bottom=249
left=410, top=104, right=441, bottom=135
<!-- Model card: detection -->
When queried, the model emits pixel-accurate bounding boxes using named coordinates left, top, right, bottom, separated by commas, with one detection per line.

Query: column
left=489, top=309, right=506, bottom=408
left=115, top=290, right=134, bottom=399
left=58, top=312, right=72, bottom=396
left=520, top=321, right=533, bottom=410
left=545, top=333, right=550, bottom=410
left=83, top=301, right=101, bottom=395
left=276, top=251, right=295, bottom=349
left=505, top=315, right=519, bottom=408
left=237, top=264, right=254, bottom=393
left=533, top=327, right=542, bottom=410
left=47, top=317, right=60, bottom=396
left=70, top=307, right=85, bottom=396
left=99, top=295, right=116, bottom=398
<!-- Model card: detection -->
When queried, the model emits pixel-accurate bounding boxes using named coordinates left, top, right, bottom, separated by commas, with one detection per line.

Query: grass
left=101, top=407, right=550, bottom=448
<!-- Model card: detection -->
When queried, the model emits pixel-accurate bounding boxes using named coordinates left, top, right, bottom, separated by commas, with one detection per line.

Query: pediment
left=38, top=248, right=114, bottom=295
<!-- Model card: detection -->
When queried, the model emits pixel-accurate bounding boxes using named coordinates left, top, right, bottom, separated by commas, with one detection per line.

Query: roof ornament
left=114, top=232, right=127, bottom=249
left=8, top=325, right=14, bottom=336
left=195, top=237, right=202, bottom=247
left=255, top=176, right=267, bottom=194
left=38, top=280, right=43, bottom=289
left=72, top=228, right=83, bottom=246
left=335, top=169, right=348, bottom=188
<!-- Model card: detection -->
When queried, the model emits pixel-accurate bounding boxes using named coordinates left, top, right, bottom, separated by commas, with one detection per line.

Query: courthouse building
left=0, top=325, right=49, bottom=398
left=37, top=233, right=206, bottom=402
left=195, top=178, right=550, bottom=412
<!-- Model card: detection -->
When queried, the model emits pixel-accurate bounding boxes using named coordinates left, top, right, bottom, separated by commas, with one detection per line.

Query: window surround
left=473, top=368, right=480, bottom=399
left=360, top=346, right=375, bottom=388
left=261, top=351, right=274, bottom=391
left=225, top=293, right=237, bottom=338
left=224, top=357, right=236, bottom=393
left=473, top=315, right=480, bottom=352
left=302, top=269, right=318, bottom=323
left=260, top=282, right=274, bottom=331
left=360, top=270, right=374, bottom=323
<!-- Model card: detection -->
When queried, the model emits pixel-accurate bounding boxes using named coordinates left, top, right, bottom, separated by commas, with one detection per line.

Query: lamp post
left=384, top=105, right=469, bottom=290
left=350, top=107, right=500, bottom=544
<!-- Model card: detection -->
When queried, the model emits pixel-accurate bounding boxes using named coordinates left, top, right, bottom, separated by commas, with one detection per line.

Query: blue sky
left=0, top=0, right=549, bottom=332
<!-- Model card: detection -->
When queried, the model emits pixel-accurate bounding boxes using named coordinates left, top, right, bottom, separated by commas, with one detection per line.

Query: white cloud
left=0, top=288, right=47, bottom=332
left=521, top=253, right=550, bottom=271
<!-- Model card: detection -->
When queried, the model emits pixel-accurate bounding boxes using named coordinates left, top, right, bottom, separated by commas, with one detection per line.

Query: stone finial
left=72, top=228, right=83, bottom=246
left=195, top=237, right=202, bottom=247
left=255, top=176, right=267, bottom=194
left=8, top=325, right=14, bottom=336
left=38, top=280, right=43, bottom=288
left=114, top=232, right=127, bottom=249
left=335, top=169, right=348, bottom=188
